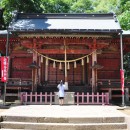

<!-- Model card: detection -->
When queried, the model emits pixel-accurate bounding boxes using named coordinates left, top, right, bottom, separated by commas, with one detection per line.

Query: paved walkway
left=0, top=105, right=127, bottom=117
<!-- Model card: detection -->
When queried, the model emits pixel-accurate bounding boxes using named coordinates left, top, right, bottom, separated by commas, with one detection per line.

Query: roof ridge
left=17, top=13, right=115, bottom=19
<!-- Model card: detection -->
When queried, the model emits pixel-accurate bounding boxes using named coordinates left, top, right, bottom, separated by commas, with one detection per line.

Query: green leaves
left=118, top=0, right=130, bottom=30
left=0, top=0, right=43, bottom=25
left=70, top=0, right=93, bottom=13
left=118, top=11, right=130, bottom=30
left=41, top=0, right=71, bottom=13
left=0, top=0, right=130, bottom=30
left=92, top=0, right=120, bottom=13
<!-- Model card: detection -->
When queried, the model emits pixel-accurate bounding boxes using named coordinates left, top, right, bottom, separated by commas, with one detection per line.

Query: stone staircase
left=0, top=115, right=128, bottom=130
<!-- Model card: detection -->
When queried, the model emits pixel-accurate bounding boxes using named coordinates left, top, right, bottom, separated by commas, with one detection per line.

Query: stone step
left=0, top=121, right=127, bottom=130
left=2, top=129, right=128, bottom=130
left=1, top=129, right=24, bottom=130
left=1, top=116, right=125, bottom=123
left=0, top=129, right=128, bottom=130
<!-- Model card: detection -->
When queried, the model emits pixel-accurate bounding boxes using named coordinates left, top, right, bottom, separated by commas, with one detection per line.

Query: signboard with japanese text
left=1, top=56, right=9, bottom=82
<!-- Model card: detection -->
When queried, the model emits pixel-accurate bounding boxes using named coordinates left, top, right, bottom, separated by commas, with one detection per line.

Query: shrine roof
left=0, top=30, right=8, bottom=35
left=8, top=13, right=122, bottom=33
left=0, top=30, right=12, bottom=38
left=123, top=30, right=130, bottom=35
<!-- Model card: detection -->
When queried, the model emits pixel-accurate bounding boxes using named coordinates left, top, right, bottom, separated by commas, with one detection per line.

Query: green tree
left=92, top=0, right=130, bottom=30
left=70, top=0, right=93, bottom=13
left=93, top=0, right=120, bottom=14
left=41, top=0, right=71, bottom=13
left=120, top=0, right=130, bottom=12
left=119, top=1, right=130, bottom=80
left=118, top=11, right=130, bottom=30
left=0, top=0, right=43, bottom=26
left=118, top=1, right=130, bottom=30
left=0, top=0, right=130, bottom=30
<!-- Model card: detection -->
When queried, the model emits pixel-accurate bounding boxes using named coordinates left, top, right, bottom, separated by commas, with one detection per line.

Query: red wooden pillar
left=38, top=56, right=41, bottom=83
left=45, top=57, right=48, bottom=82
left=40, top=56, right=44, bottom=84
left=32, top=38, right=38, bottom=92
left=64, top=39, right=68, bottom=90
left=91, top=38, right=97, bottom=92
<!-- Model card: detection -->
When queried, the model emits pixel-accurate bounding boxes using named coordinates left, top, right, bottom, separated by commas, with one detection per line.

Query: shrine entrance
left=44, top=55, right=87, bottom=86
left=28, top=37, right=94, bottom=92
left=9, top=35, right=107, bottom=93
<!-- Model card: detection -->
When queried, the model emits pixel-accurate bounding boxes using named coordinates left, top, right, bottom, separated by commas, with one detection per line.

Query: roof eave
left=9, top=29, right=122, bottom=34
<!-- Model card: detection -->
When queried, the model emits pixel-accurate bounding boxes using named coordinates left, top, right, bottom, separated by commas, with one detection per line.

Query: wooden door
left=48, top=61, right=84, bottom=86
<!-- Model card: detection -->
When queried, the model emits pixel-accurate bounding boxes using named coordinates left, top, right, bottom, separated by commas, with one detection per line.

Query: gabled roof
left=9, top=13, right=122, bottom=34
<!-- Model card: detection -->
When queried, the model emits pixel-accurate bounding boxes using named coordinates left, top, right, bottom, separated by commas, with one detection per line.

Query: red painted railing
left=20, top=92, right=55, bottom=105
left=20, top=92, right=109, bottom=105
left=75, top=92, right=109, bottom=105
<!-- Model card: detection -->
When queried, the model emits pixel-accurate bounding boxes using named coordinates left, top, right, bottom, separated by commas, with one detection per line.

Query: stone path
left=0, top=105, right=126, bottom=117
left=0, top=104, right=129, bottom=130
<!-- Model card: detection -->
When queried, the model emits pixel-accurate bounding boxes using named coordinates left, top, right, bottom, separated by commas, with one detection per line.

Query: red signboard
left=1, top=56, right=9, bottom=82
left=120, top=69, right=124, bottom=95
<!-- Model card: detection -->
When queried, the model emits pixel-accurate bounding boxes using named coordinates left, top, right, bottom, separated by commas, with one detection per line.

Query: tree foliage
left=0, top=0, right=130, bottom=30
left=118, top=11, right=130, bottom=30
left=41, top=0, right=71, bottom=13
left=93, top=0, right=120, bottom=14
left=70, top=0, right=93, bottom=13
left=0, top=0, right=43, bottom=25
left=118, top=0, right=130, bottom=30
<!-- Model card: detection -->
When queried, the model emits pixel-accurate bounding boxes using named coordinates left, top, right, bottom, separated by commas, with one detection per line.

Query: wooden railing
left=75, top=92, right=109, bottom=105
left=97, top=78, right=130, bottom=86
left=20, top=92, right=55, bottom=105
left=97, top=79, right=121, bottom=86
left=0, top=78, right=32, bottom=93
left=0, top=78, right=32, bottom=85
left=20, top=92, right=109, bottom=105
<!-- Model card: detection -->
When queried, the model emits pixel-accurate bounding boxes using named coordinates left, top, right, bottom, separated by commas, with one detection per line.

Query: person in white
left=57, top=80, right=65, bottom=105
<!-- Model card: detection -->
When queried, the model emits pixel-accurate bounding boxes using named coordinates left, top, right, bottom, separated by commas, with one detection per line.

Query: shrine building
left=0, top=10, right=130, bottom=104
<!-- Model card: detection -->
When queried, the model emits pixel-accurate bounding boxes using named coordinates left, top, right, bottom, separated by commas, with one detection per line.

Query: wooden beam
left=37, top=49, right=93, bottom=54
left=10, top=52, right=32, bottom=57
